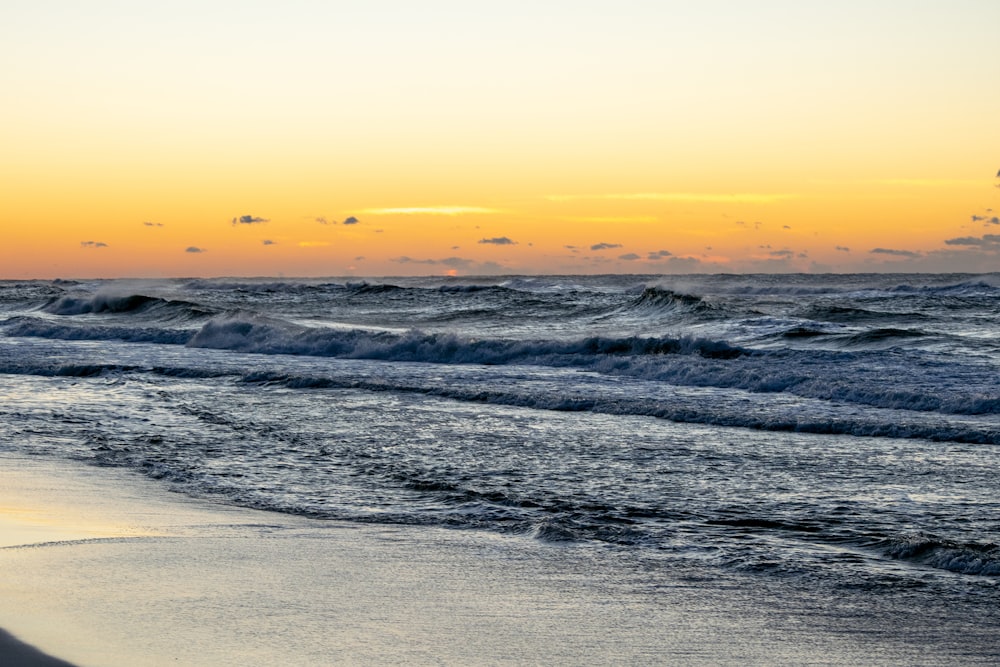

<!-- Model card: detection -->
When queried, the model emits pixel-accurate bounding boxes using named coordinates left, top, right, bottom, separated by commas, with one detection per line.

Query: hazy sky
left=2, top=1, right=998, bottom=277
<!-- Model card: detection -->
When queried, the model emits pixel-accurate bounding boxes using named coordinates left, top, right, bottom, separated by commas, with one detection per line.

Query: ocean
left=1, top=273, right=998, bottom=662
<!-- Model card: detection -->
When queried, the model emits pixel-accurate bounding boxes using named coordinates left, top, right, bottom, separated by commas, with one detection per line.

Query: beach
left=0, top=451, right=970, bottom=667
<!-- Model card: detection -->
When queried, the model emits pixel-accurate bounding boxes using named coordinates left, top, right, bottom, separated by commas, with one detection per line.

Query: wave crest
left=881, top=535, right=1000, bottom=576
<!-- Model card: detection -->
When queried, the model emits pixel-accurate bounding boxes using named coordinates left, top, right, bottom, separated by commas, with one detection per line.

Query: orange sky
left=2, top=1, right=998, bottom=278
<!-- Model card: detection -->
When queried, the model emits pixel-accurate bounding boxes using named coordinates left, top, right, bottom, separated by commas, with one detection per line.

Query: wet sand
left=0, top=453, right=959, bottom=666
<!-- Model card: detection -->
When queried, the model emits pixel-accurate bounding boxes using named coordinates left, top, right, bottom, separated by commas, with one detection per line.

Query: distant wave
left=629, top=286, right=714, bottom=312
left=42, top=292, right=215, bottom=321
left=6, top=309, right=998, bottom=417
left=887, top=279, right=1000, bottom=296
left=186, top=314, right=744, bottom=362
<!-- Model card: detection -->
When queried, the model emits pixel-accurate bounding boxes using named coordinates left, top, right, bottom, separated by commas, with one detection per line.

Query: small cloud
left=590, top=242, right=622, bottom=251
left=783, top=225, right=791, bottom=229
left=619, top=253, right=641, bottom=261
left=647, top=250, right=673, bottom=260
left=186, top=246, right=206, bottom=253
left=232, top=215, right=269, bottom=225
left=769, top=249, right=794, bottom=258
left=262, top=239, right=277, bottom=245
left=944, top=234, right=1000, bottom=248
left=870, top=247, right=921, bottom=258
left=142, top=221, right=164, bottom=227
left=80, top=241, right=109, bottom=248
left=835, top=246, right=851, bottom=252
left=479, top=237, right=516, bottom=245
left=316, top=217, right=331, bottom=225
left=342, top=216, right=360, bottom=225
left=355, top=255, right=365, bottom=261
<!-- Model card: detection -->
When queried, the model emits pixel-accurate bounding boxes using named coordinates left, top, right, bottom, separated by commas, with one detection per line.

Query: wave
left=887, top=279, right=1000, bottom=296
left=237, top=370, right=1000, bottom=444
left=836, top=328, right=930, bottom=346
left=3, top=317, right=193, bottom=344
left=878, top=535, right=1000, bottom=576
left=781, top=326, right=831, bottom=339
left=8, top=308, right=998, bottom=417
left=186, top=314, right=745, bottom=362
left=630, top=287, right=712, bottom=312
left=797, top=305, right=931, bottom=324
left=42, top=292, right=215, bottom=321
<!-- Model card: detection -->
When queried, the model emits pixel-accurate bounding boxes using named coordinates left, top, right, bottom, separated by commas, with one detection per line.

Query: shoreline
left=1, top=453, right=989, bottom=666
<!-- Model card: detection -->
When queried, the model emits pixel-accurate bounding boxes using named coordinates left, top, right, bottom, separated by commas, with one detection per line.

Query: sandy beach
left=0, top=451, right=988, bottom=666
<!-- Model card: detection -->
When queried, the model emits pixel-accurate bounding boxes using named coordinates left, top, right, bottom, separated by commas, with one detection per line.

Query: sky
left=2, top=0, right=999, bottom=278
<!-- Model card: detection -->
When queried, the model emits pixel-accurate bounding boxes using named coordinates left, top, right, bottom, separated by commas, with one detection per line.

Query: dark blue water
left=1, top=273, right=999, bottom=662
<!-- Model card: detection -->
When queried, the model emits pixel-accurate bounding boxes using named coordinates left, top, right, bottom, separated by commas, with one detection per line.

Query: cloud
left=870, top=247, right=922, bottom=258
left=944, top=234, right=1000, bottom=248
left=835, top=246, right=851, bottom=252
left=546, top=193, right=796, bottom=204
left=232, top=215, right=269, bottom=225
left=618, top=253, right=641, bottom=261
left=647, top=250, right=673, bottom=260
left=262, top=239, right=276, bottom=245
left=971, top=214, right=1000, bottom=225
left=142, top=221, right=163, bottom=227
left=478, top=236, right=516, bottom=245
left=185, top=246, right=206, bottom=253
left=362, top=206, right=501, bottom=216
left=769, top=249, right=794, bottom=258
left=590, top=242, right=622, bottom=251
left=317, top=215, right=361, bottom=225
left=80, top=241, right=108, bottom=248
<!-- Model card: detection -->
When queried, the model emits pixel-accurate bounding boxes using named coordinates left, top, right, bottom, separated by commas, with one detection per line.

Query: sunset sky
left=2, top=1, right=998, bottom=278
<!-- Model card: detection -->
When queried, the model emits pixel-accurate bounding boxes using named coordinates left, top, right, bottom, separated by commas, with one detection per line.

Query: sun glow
left=2, top=2, right=998, bottom=277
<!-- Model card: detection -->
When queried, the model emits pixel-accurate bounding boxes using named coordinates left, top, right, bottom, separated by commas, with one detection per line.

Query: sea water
left=1, top=273, right=998, bottom=661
